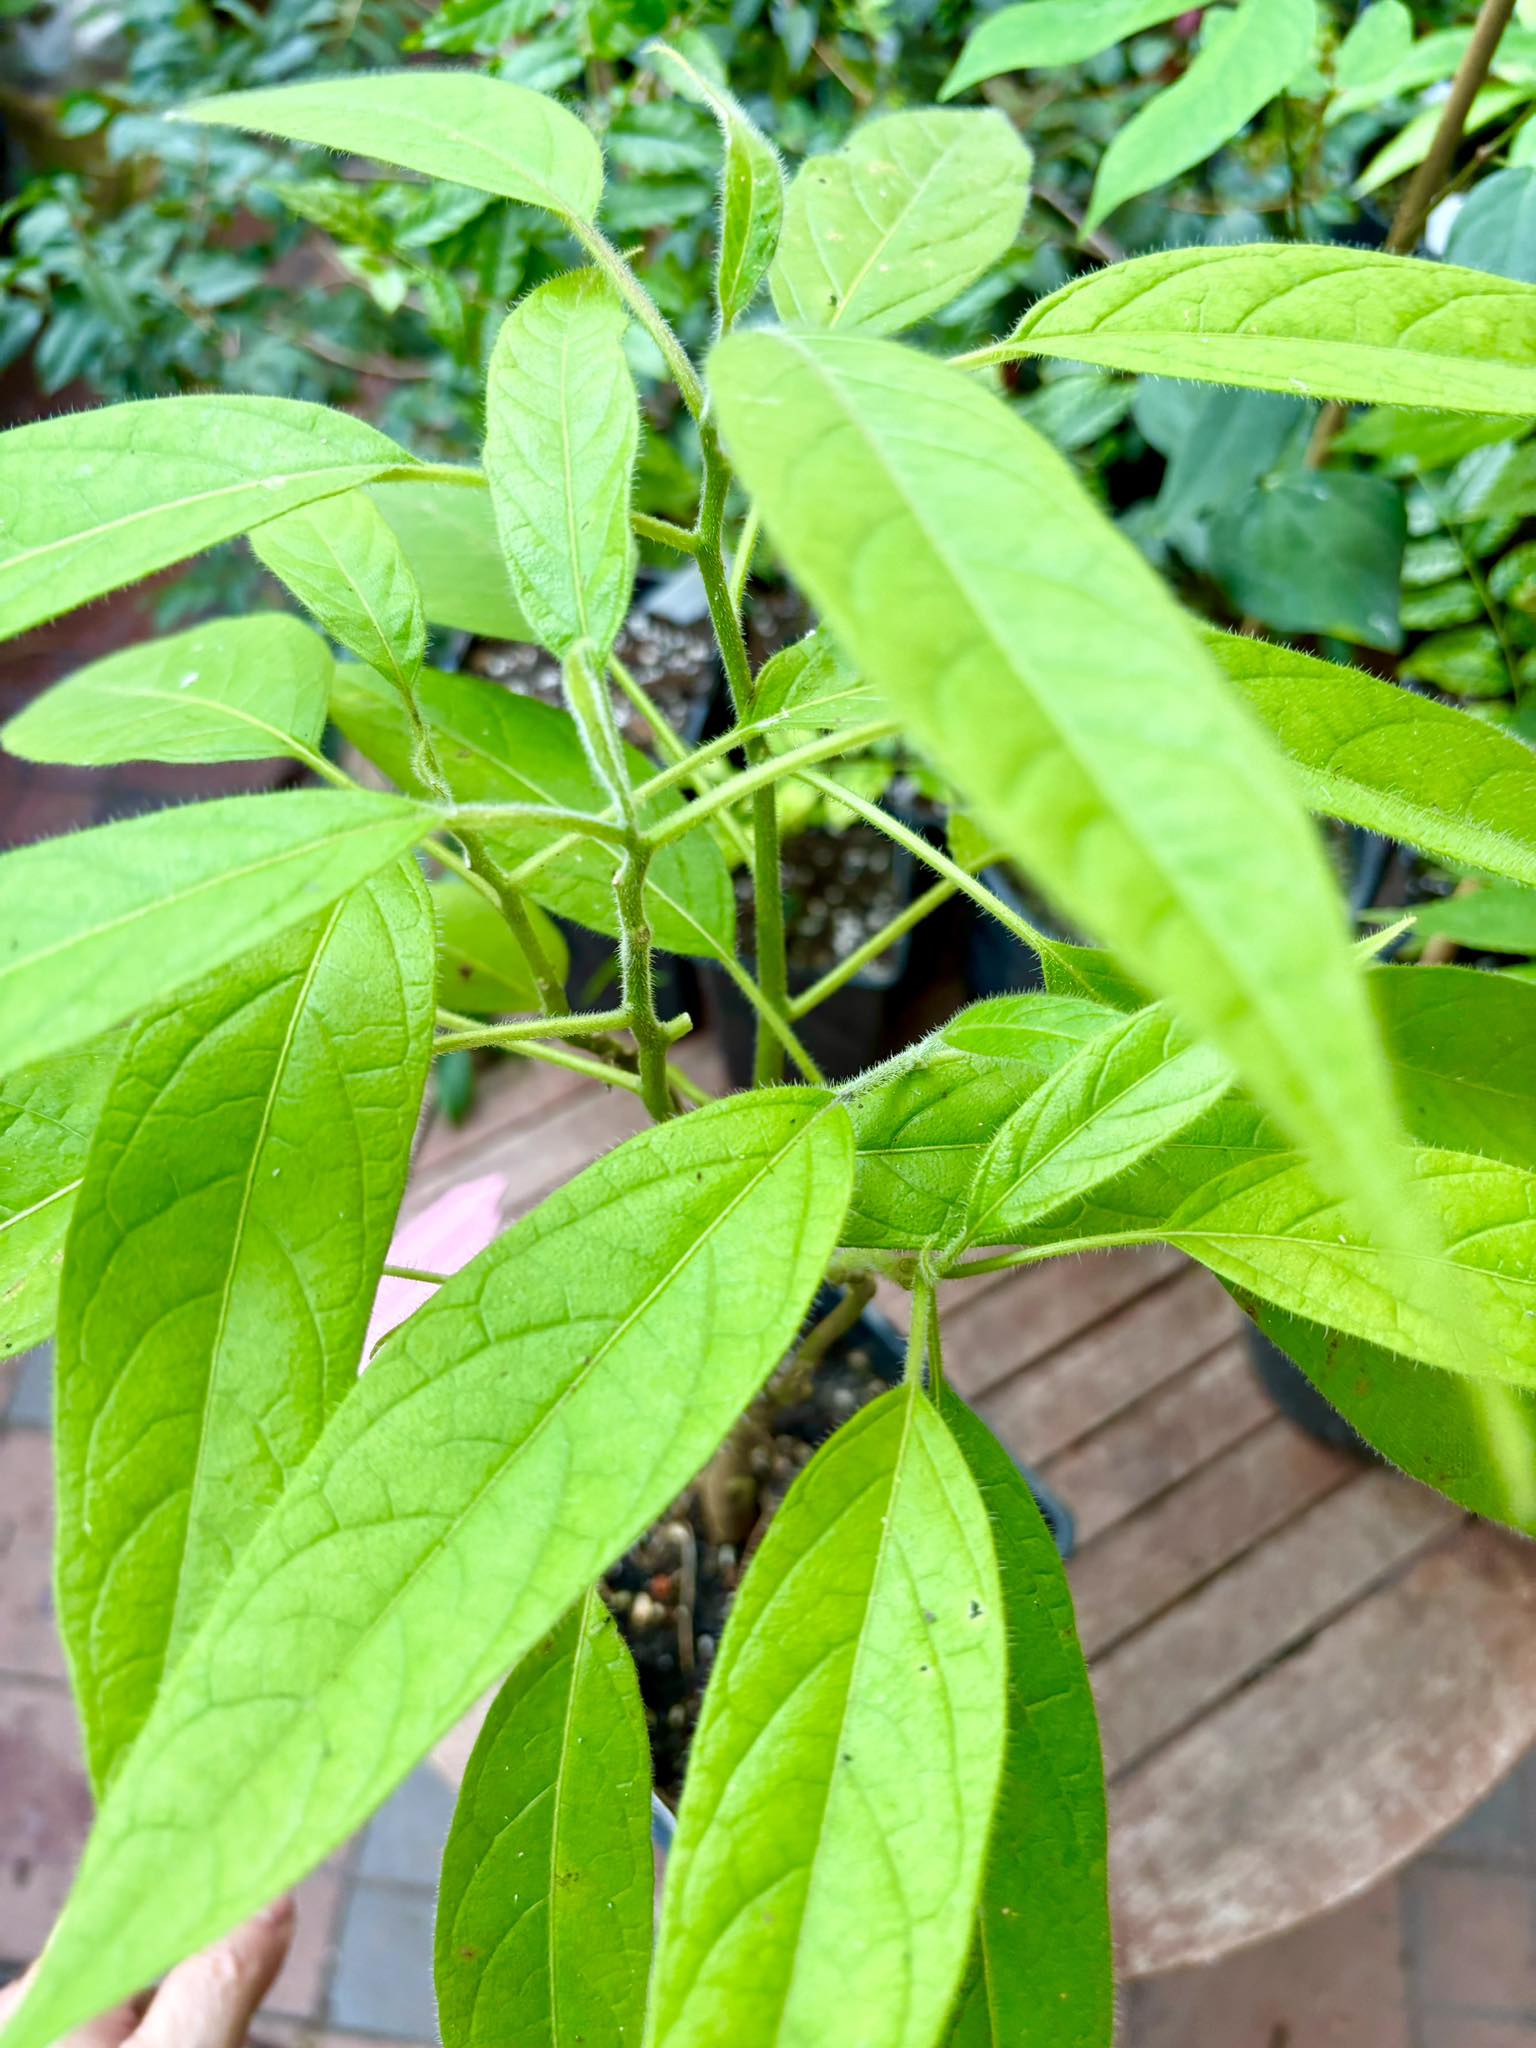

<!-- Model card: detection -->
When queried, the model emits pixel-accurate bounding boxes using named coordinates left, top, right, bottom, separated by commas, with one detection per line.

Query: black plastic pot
left=965, top=862, right=1063, bottom=999
left=1243, top=1322, right=1375, bottom=1458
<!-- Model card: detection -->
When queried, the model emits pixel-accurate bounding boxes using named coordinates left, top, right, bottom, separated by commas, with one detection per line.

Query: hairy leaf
left=432, top=874, right=568, bottom=1014
left=252, top=490, right=425, bottom=692
left=1210, top=631, right=1536, bottom=889
left=181, top=71, right=604, bottom=221
left=1, top=616, right=332, bottom=767
left=485, top=271, right=638, bottom=658
left=0, top=790, right=436, bottom=1081
left=0, top=1090, right=853, bottom=2047
left=646, top=43, right=783, bottom=326
left=0, top=397, right=413, bottom=641
left=436, top=1588, right=653, bottom=2046
left=0, top=1038, right=117, bottom=1361
left=998, top=245, right=1536, bottom=414
left=943, top=0, right=1186, bottom=99
left=770, top=109, right=1032, bottom=337
left=56, top=863, right=434, bottom=1791
left=940, top=1394, right=1112, bottom=2048
left=369, top=476, right=534, bottom=642
left=712, top=329, right=1414, bottom=1270
left=1375, top=963, right=1536, bottom=1165
left=1085, top=0, right=1317, bottom=229
left=754, top=627, right=886, bottom=735
left=647, top=1381, right=1005, bottom=2048
left=331, top=662, right=733, bottom=958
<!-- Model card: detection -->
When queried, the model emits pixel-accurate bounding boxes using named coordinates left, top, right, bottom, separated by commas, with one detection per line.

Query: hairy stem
left=644, top=721, right=900, bottom=849
left=615, top=847, right=675, bottom=1121
left=566, top=217, right=707, bottom=420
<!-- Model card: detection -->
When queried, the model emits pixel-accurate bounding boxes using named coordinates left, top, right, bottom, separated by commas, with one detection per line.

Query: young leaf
left=711, top=329, right=1414, bottom=1274
left=753, top=627, right=886, bottom=735
left=369, top=476, right=535, bottom=642
left=0, top=1091, right=852, bottom=2048
left=1209, top=631, right=1536, bottom=889
left=646, top=43, right=784, bottom=327
left=252, top=490, right=426, bottom=693
left=436, top=1588, right=653, bottom=2047
left=647, top=1380, right=1006, bottom=2048
left=0, top=1037, right=117, bottom=1361
left=180, top=72, right=604, bottom=222
left=331, top=662, right=734, bottom=958
left=1354, top=84, right=1529, bottom=200
left=939, top=1393, right=1112, bottom=2048
left=0, top=789, right=436, bottom=1081
left=1085, top=0, right=1317, bottom=230
left=56, top=862, right=435, bottom=1791
left=959, top=1004, right=1231, bottom=1251
left=943, top=0, right=1186, bottom=99
left=994, top=245, right=1536, bottom=415
left=0, top=615, right=332, bottom=767
left=0, top=397, right=414, bottom=640
left=846, top=995, right=1114, bottom=1249
left=432, top=874, right=568, bottom=1015
left=485, top=271, right=638, bottom=660
left=769, top=109, right=1032, bottom=338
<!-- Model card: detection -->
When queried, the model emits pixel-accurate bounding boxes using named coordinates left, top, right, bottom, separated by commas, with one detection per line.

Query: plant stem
left=566, top=218, right=707, bottom=420
left=633, top=512, right=702, bottom=555
left=729, top=504, right=762, bottom=614
left=290, top=739, right=359, bottom=791
left=614, top=847, right=675, bottom=1121
left=924, top=1281, right=947, bottom=1399
left=903, top=1271, right=934, bottom=1384
left=457, top=832, right=571, bottom=1016
left=712, top=949, right=827, bottom=1084
left=789, top=876, right=958, bottom=1020
left=450, top=802, right=632, bottom=848
left=497, top=1036, right=649, bottom=1092
left=644, top=722, right=900, bottom=848
left=433, top=1005, right=635, bottom=1049
left=425, top=835, right=503, bottom=911
left=746, top=780, right=790, bottom=1088
left=381, top=1263, right=450, bottom=1285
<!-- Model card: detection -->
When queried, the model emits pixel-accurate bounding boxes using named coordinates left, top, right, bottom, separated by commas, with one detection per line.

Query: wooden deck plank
left=941, top=1245, right=1183, bottom=1400
left=981, top=1264, right=1242, bottom=1467
left=1094, top=1468, right=1461, bottom=1777
left=1109, top=1523, right=1536, bottom=1976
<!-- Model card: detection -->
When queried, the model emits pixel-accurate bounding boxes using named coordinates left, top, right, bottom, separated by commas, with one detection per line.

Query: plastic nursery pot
left=1242, top=1322, right=1376, bottom=1459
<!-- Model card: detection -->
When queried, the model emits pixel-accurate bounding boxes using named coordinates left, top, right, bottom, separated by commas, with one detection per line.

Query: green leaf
left=1374, top=963, right=1536, bottom=1166
left=1446, top=166, right=1536, bottom=285
left=1412, top=883, right=1536, bottom=955
left=0, top=789, right=436, bottom=1082
left=754, top=627, right=886, bottom=735
left=960, top=1004, right=1231, bottom=1250
left=846, top=995, right=1115, bottom=1250
left=1084, top=0, right=1318, bottom=231
left=432, top=874, right=568, bottom=1013
left=1354, top=83, right=1529, bottom=199
left=0, top=1089, right=852, bottom=2048
left=0, top=615, right=332, bottom=767
left=0, top=396, right=414, bottom=641
left=436, top=1587, right=653, bottom=2047
left=1209, top=632, right=1536, bottom=889
left=485, top=271, right=638, bottom=659
left=711, top=328, right=1415, bottom=1276
left=1334, top=1, right=1413, bottom=91
left=647, top=1380, right=1005, bottom=2048
left=939, top=1392, right=1112, bottom=2048
left=56, top=862, right=434, bottom=1792
left=331, top=662, right=734, bottom=959
left=998, top=245, right=1536, bottom=415
left=1209, top=472, right=1406, bottom=651
left=769, top=109, right=1032, bottom=338
left=645, top=43, right=784, bottom=327
left=369, top=476, right=535, bottom=642
left=942, top=0, right=1186, bottom=99
left=252, top=490, right=425, bottom=693
left=180, top=71, right=604, bottom=222
left=0, top=1038, right=117, bottom=1361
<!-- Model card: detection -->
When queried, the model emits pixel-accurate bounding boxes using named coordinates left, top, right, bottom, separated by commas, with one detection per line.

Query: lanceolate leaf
left=432, top=875, right=568, bottom=1015
left=712, top=329, right=1414, bottom=1271
left=0, top=790, right=436, bottom=1081
left=0, top=1038, right=117, bottom=1361
left=181, top=72, right=604, bottom=222
left=485, top=271, right=638, bottom=659
left=846, top=995, right=1114, bottom=1249
left=939, top=1393, right=1112, bottom=2048
left=769, top=110, right=1032, bottom=337
left=1085, top=0, right=1317, bottom=230
left=252, top=490, right=426, bottom=693
left=0, top=397, right=414, bottom=641
left=331, top=662, right=734, bottom=958
left=56, top=863, right=435, bottom=1792
left=0, top=616, right=333, bottom=767
left=1210, top=631, right=1536, bottom=888
left=960, top=1005, right=1230, bottom=1250
left=646, top=43, right=784, bottom=327
left=994, top=245, right=1536, bottom=415
left=436, top=1588, right=653, bottom=2047
left=943, top=0, right=1186, bottom=99
left=369, top=476, right=534, bottom=642
left=0, top=1091, right=853, bottom=2048
left=647, top=1381, right=1005, bottom=2048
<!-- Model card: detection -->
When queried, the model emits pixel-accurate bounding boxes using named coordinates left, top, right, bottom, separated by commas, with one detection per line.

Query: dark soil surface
left=737, top=822, right=910, bottom=983
left=469, top=605, right=719, bottom=752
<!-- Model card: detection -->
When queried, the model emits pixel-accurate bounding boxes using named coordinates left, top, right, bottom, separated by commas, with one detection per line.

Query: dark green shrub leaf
left=943, top=0, right=1186, bottom=99
left=252, top=491, right=426, bottom=692
left=436, top=1588, right=653, bottom=2046
left=1446, top=166, right=1536, bottom=285
left=0, top=1038, right=117, bottom=1361
left=1210, top=472, right=1406, bottom=650
left=1375, top=963, right=1536, bottom=1164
